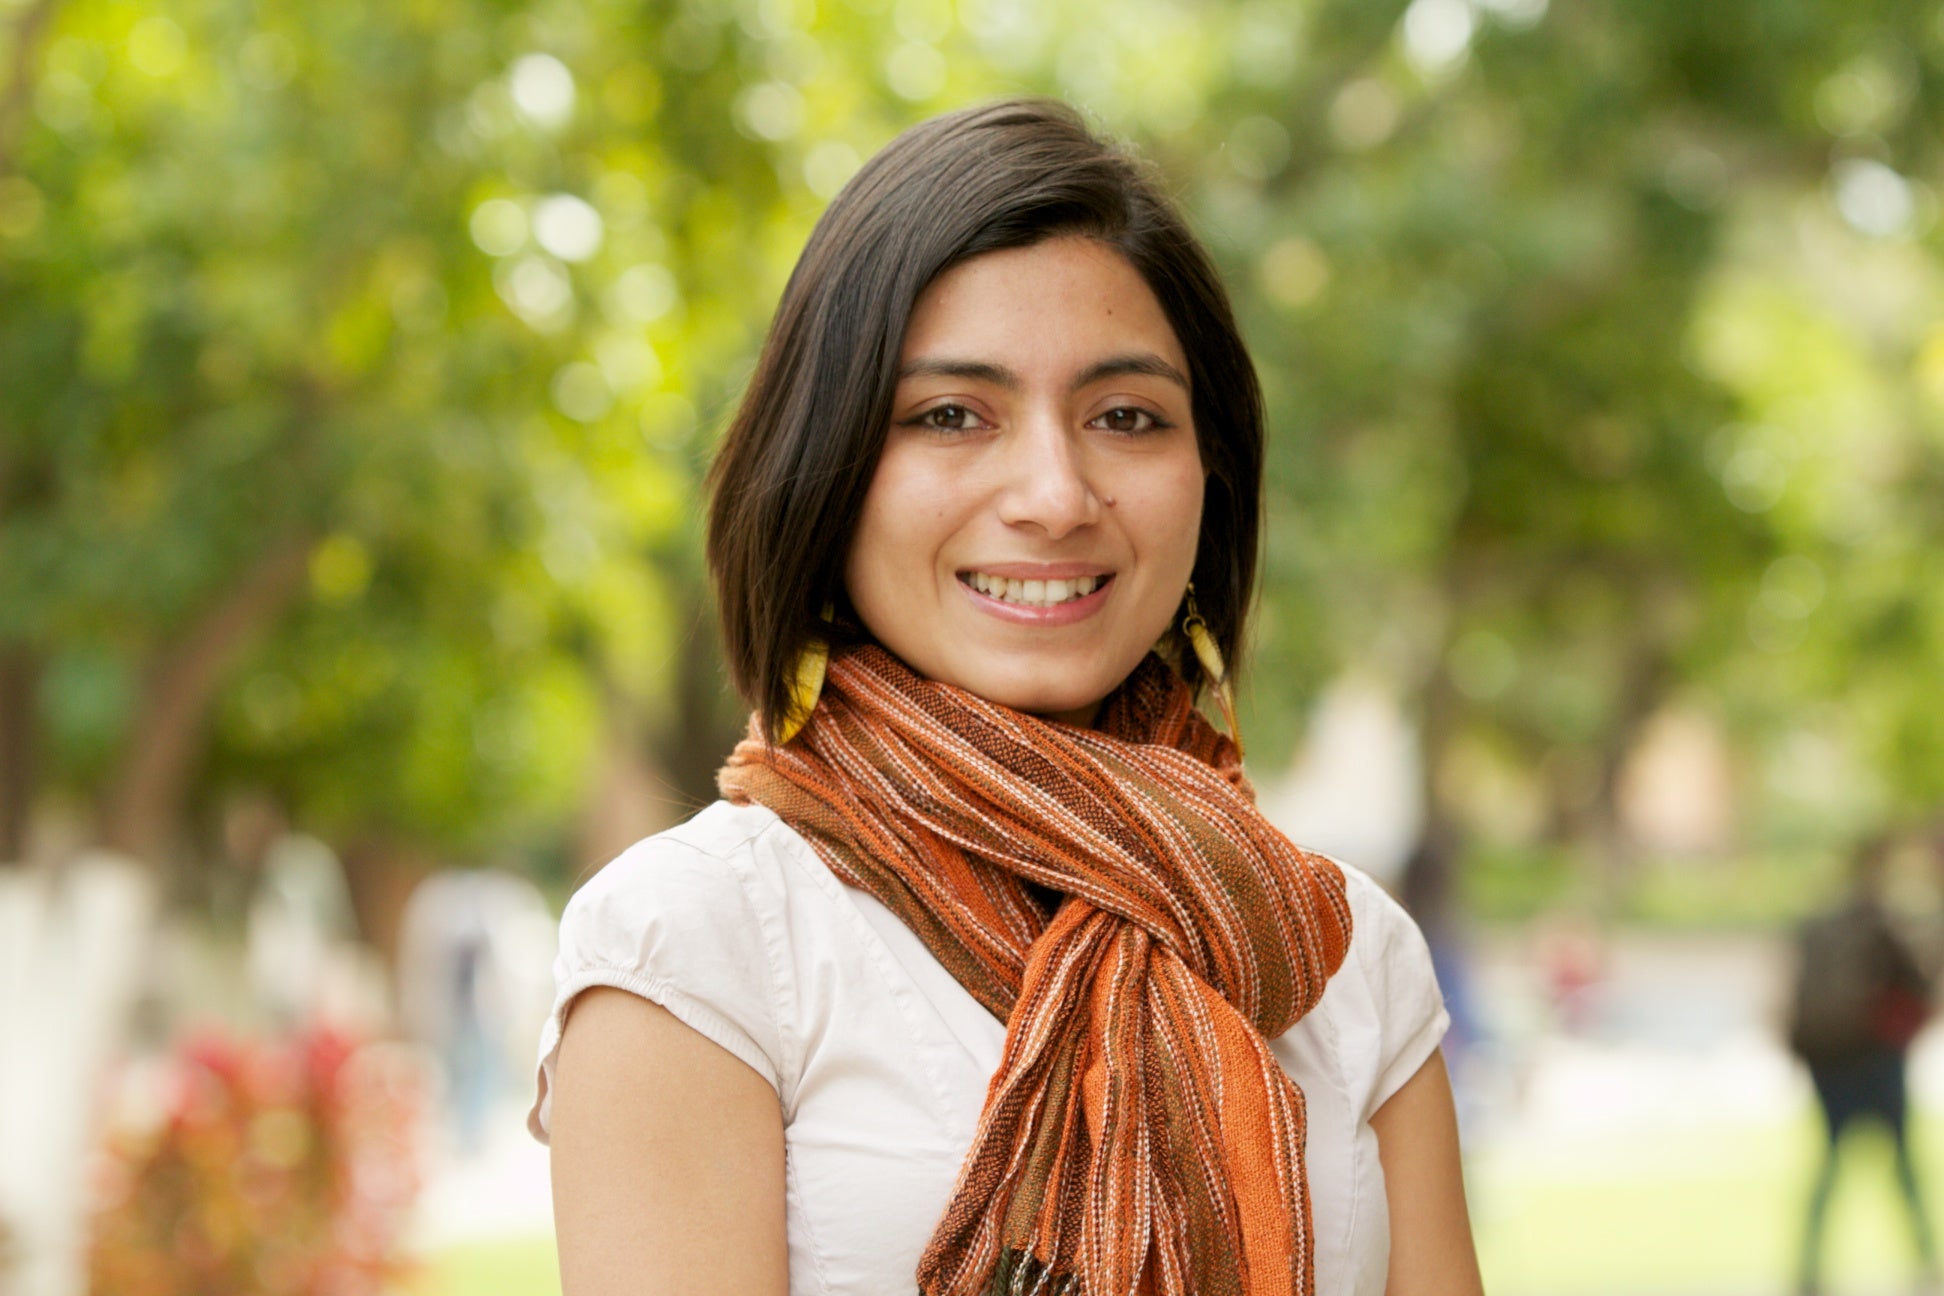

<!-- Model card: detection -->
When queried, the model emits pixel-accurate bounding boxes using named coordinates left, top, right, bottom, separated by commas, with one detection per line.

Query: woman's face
left=844, top=236, right=1205, bottom=726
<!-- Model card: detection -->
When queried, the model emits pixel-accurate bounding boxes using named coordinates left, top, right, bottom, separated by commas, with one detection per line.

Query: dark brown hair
left=706, top=98, right=1266, bottom=737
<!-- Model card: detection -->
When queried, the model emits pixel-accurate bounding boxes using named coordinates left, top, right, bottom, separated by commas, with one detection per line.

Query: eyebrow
left=896, top=352, right=1190, bottom=393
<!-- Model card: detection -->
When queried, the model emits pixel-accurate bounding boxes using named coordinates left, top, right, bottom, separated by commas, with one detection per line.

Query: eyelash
left=899, top=404, right=1174, bottom=435
left=904, top=404, right=989, bottom=433
left=1091, top=406, right=1171, bottom=435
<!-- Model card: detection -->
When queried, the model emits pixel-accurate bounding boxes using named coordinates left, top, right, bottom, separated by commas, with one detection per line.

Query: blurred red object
left=86, top=1026, right=426, bottom=1296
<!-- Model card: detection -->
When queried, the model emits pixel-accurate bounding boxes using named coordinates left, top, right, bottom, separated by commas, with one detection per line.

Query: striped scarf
left=718, top=645, right=1353, bottom=1296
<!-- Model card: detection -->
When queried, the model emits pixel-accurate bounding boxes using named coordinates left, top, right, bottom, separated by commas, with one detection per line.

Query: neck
left=1038, top=700, right=1103, bottom=729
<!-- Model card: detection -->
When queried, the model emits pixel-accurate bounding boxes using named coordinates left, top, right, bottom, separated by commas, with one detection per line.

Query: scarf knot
left=719, top=645, right=1352, bottom=1296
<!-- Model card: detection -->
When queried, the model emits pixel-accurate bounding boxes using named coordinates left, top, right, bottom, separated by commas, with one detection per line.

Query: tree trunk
left=0, top=0, right=61, bottom=181
left=1582, top=646, right=1669, bottom=907
left=1415, top=660, right=1461, bottom=870
left=338, top=834, right=435, bottom=970
left=97, top=537, right=313, bottom=866
left=578, top=696, right=682, bottom=870
left=0, top=647, right=37, bottom=865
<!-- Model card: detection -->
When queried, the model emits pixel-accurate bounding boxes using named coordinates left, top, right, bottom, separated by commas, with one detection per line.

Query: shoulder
left=532, top=801, right=821, bottom=1142
left=559, top=800, right=816, bottom=939
left=1339, top=862, right=1441, bottom=1000
left=554, top=796, right=832, bottom=995
left=579, top=798, right=790, bottom=886
left=1307, top=858, right=1449, bottom=1119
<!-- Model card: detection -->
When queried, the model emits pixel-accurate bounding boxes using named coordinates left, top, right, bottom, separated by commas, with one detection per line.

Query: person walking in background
left=1787, top=834, right=1937, bottom=1295
left=398, top=868, right=556, bottom=1156
left=1398, top=838, right=1487, bottom=1135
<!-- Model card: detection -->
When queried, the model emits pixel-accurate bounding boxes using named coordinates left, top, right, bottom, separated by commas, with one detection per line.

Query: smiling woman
left=532, top=99, right=1482, bottom=1296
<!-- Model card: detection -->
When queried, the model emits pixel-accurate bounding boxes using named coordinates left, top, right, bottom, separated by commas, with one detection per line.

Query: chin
left=953, top=668, right=1118, bottom=724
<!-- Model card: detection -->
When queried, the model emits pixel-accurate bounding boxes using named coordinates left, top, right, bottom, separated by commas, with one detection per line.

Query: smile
left=959, top=571, right=1111, bottom=608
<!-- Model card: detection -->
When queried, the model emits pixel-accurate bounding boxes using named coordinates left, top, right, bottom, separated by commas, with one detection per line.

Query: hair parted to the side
left=705, top=98, right=1266, bottom=740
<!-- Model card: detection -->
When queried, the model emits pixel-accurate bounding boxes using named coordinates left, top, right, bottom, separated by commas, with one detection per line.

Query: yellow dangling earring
left=775, top=601, right=834, bottom=744
left=1181, top=582, right=1243, bottom=758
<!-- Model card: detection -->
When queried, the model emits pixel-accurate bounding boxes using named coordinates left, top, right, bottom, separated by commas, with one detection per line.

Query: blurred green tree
left=1164, top=0, right=1944, bottom=877
left=0, top=0, right=1002, bottom=884
left=2, top=0, right=1940, bottom=912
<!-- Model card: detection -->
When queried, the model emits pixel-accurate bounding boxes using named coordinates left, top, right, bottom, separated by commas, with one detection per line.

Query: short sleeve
left=1344, top=867, right=1450, bottom=1118
left=526, top=830, right=788, bottom=1144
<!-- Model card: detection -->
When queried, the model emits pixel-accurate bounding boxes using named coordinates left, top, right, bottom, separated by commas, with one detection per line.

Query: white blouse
left=530, top=800, right=1447, bottom=1295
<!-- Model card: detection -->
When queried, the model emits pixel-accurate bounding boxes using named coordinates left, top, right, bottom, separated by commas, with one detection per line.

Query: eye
left=904, top=403, right=990, bottom=433
left=1091, top=406, right=1170, bottom=435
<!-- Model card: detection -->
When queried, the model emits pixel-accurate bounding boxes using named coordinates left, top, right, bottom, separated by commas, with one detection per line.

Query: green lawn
left=403, top=1111, right=1941, bottom=1296
left=1475, top=1109, right=1939, bottom=1296
left=405, top=1236, right=561, bottom=1296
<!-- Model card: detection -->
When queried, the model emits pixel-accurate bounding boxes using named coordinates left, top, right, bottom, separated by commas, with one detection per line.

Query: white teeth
left=965, top=572, right=1105, bottom=607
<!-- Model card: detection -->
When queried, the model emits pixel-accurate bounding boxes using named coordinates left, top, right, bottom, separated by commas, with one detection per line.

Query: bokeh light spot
left=1259, top=236, right=1331, bottom=310
left=605, top=264, right=678, bottom=325
left=885, top=42, right=947, bottom=101
left=1401, top=0, right=1474, bottom=78
left=532, top=194, right=604, bottom=263
left=469, top=198, right=528, bottom=257
left=309, top=535, right=373, bottom=604
left=734, top=81, right=805, bottom=140
left=1831, top=158, right=1916, bottom=238
left=1449, top=630, right=1517, bottom=701
left=1330, top=78, right=1400, bottom=152
left=804, top=140, right=862, bottom=199
left=551, top=362, right=613, bottom=423
left=510, top=53, right=576, bottom=130
left=495, top=255, right=574, bottom=329
left=127, top=17, right=187, bottom=78
left=1722, top=446, right=1786, bottom=512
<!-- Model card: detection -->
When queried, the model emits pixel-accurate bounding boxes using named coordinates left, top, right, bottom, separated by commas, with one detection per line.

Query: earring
left=1181, top=583, right=1243, bottom=757
left=776, top=601, right=834, bottom=744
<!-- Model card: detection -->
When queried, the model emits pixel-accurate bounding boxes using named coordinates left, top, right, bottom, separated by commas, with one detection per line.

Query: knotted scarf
left=718, top=645, right=1353, bottom=1296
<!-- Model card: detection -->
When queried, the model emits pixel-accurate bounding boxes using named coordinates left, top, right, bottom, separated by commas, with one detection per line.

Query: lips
left=959, top=571, right=1108, bottom=608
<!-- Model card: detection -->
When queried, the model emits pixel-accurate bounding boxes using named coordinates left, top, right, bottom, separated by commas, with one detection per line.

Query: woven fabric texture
left=719, top=646, right=1354, bottom=1296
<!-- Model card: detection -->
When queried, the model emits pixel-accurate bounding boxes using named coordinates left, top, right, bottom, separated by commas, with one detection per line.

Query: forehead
left=900, top=236, right=1186, bottom=372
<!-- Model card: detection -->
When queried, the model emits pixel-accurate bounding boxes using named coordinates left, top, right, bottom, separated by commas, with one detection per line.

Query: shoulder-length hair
left=706, top=98, right=1265, bottom=738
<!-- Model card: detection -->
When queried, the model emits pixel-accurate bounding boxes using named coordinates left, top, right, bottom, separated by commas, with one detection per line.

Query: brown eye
left=1093, top=406, right=1165, bottom=434
left=915, top=404, right=986, bottom=431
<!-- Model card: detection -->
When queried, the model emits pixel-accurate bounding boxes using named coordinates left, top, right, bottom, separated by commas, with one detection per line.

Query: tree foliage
left=2, top=0, right=1939, bottom=882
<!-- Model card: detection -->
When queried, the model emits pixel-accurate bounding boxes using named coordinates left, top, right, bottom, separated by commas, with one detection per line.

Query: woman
left=531, top=99, right=1482, bottom=1296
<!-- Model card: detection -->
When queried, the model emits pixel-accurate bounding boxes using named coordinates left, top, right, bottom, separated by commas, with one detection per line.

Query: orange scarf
left=719, top=645, right=1352, bottom=1295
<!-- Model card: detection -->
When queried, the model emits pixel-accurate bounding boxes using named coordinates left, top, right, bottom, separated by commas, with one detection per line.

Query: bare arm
left=548, top=986, right=789, bottom=1296
left=1370, top=1048, right=1484, bottom=1296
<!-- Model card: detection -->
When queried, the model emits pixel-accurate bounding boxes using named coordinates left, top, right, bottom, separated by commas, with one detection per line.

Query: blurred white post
left=0, top=853, right=157, bottom=1296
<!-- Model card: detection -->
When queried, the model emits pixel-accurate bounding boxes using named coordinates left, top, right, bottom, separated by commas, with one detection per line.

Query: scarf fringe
left=983, top=1247, right=1082, bottom=1296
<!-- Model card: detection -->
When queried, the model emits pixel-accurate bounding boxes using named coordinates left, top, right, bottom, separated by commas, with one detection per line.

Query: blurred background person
left=398, top=867, right=556, bottom=1157
left=1786, top=834, right=1937, bottom=1296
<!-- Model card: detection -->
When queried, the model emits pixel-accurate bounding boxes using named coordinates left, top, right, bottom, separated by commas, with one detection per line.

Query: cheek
left=1132, top=461, right=1208, bottom=569
left=843, top=451, right=954, bottom=601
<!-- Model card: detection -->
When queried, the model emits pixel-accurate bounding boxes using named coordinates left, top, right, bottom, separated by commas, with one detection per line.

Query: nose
left=993, top=411, right=1103, bottom=538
